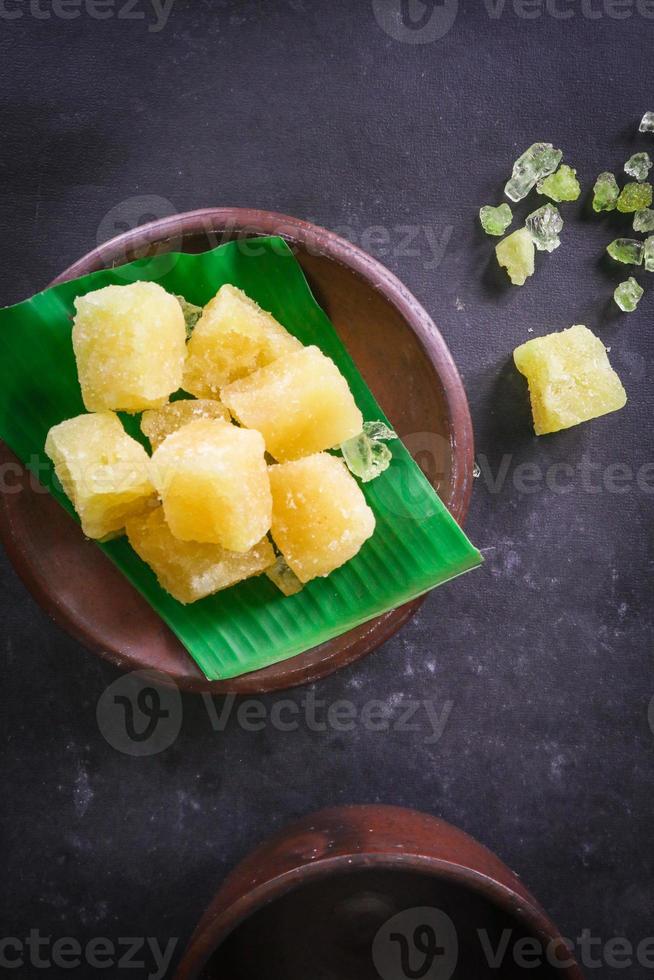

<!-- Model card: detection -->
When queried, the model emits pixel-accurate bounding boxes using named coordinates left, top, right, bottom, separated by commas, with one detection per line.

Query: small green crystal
left=614, top=278, right=644, bottom=313
left=639, top=112, right=654, bottom=134
left=526, top=203, right=563, bottom=252
left=633, top=209, right=654, bottom=233
left=592, top=172, right=620, bottom=212
left=341, top=420, right=397, bottom=483
left=479, top=203, right=513, bottom=236
left=645, top=237, right=654, bottom=273
left=496, top=227, right=535, bottom=286
left=504, top=142, right=563, bottom=203
left=537, top=164, right=581, bottom=202
left=625, top=152, right=652, bottom=182
left=265, top=555, right=303, bottom=596
left=363, top=421, right=397, bottom=441
left=176, top=295, right=203, bottom=338
left=617, top=182, right=653, bottom=213
left=606, top=239, right=644, bottom=266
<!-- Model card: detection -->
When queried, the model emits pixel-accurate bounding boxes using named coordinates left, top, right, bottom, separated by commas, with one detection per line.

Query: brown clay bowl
left=0, top=209, right=474, bottom=694
left=174, top=805, right=583, bottom=980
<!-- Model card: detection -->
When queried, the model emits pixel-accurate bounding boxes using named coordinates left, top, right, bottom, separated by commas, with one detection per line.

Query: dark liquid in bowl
left=204, top=868, right=566, bottom=979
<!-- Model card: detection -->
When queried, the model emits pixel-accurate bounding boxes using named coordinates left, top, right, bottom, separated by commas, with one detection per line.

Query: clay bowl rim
left=1, top=208, right=475, bottom=694
left=176, top=804, right=582, bottom=980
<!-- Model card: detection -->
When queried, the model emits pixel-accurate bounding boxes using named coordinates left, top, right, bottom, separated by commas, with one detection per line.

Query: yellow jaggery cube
left=126, top=507, right=275, bottom=604
left=269, top=453, right=375, bottom=583
left=496, top=227, right=535, bottom=286
left=222, top=346, right=363, bottom=462
left=141, top=398, right=230, bottom=450
left=183, top=284, right=302, bottom=396
left=151, top=419, right=272, bottom=552
left=514, top=325, right=627, bottom=436
left=45, top=412, right=155, bottom=540
left=72, top=282, right=187, bottom=413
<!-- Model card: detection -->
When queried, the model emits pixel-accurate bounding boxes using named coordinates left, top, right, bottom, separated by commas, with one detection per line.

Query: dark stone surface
left=1, top=1, right=652, bottom=977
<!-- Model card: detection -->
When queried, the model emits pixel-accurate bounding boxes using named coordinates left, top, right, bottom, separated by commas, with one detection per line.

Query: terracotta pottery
left=174, top=804, right=584, bottom=980
left=0, top=209, right=474, bottom=694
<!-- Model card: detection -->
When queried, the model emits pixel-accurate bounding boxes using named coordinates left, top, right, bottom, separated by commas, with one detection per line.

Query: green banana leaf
left=0, top=237, right=481, bottom=680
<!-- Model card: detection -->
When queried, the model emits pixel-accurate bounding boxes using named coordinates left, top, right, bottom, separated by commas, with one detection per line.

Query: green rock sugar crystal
left=340, top=420, right=398, bottom=483
left=644, top=237, right=654, bottom=273
left=592, top=172, right=620, bottom=212
left=504, top=143, right=563, bottom=203
left=479, top=203, right=513, bottom=236
left=526, top=203, right=563, bottom=252
left=625, top=152, right=652, bottom=183
left=633, top=209, right=654, bottom=233
left=606, top=239, right=644, bottom=266
left=537, top=164, right=581, bottom=202
left=614, top=278, right=644, bottom=312
left=617, top=182, right=653, bottom=213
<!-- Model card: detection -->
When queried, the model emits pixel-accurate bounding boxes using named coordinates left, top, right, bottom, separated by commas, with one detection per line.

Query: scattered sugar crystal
left=639, top=112, right=654, bottom=134
left=495, top=227, right=535, bottom=286
left=341, top=429, right=393, bottom=483
left=614, top=278, right=644, bottom=313
left=504, top=143, right=563, bottom=202
left=617, top=182, right=653, bottom=213
left=606, top=239, right=644, bottom=266
left=633, top=209, right=654, bottom=233
left=265, top=555, right=304, bottom=596
left=363, top=420, right=397, bottom=441
left=644, top=236, right=654, bottom=272
left=625, top=152, right=652, bottom=183
left=592, top=172, right=620, bottom=212
left=537, top=164, right=581, bottom=202
left=175, top=295, right=203, bottom=337
left=526, top=204, right=563, bottom=252
left=479, top=203, right=513, bottom=236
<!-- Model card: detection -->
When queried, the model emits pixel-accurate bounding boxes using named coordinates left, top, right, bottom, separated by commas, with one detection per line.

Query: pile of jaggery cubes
left=45, top=282, right=397, bottom=604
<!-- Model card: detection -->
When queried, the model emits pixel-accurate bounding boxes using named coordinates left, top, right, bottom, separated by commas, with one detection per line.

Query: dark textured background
left=1, top=1, right=653, bottom=977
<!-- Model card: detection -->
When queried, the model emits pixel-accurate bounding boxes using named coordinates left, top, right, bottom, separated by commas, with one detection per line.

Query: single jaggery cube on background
left=151, top=419, right=272, bottom=552
left=514, top=324, right=627, bottom=435
left=183, top=284, right=302, bottom=397
left=126, top=507, right=275, bottom=604
left=221, top=345, right=363, bottom=461
left=141, top=398, right=230, bottom=450
left=45, top=412, right=156, bottom=540
left=72, top=282, right=187, bottom=413
left=268, top=453, right=376, bottom=583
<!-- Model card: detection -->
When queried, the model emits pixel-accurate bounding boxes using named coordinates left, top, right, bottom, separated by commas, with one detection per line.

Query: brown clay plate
left=0, top=209, right=474, bottom=694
